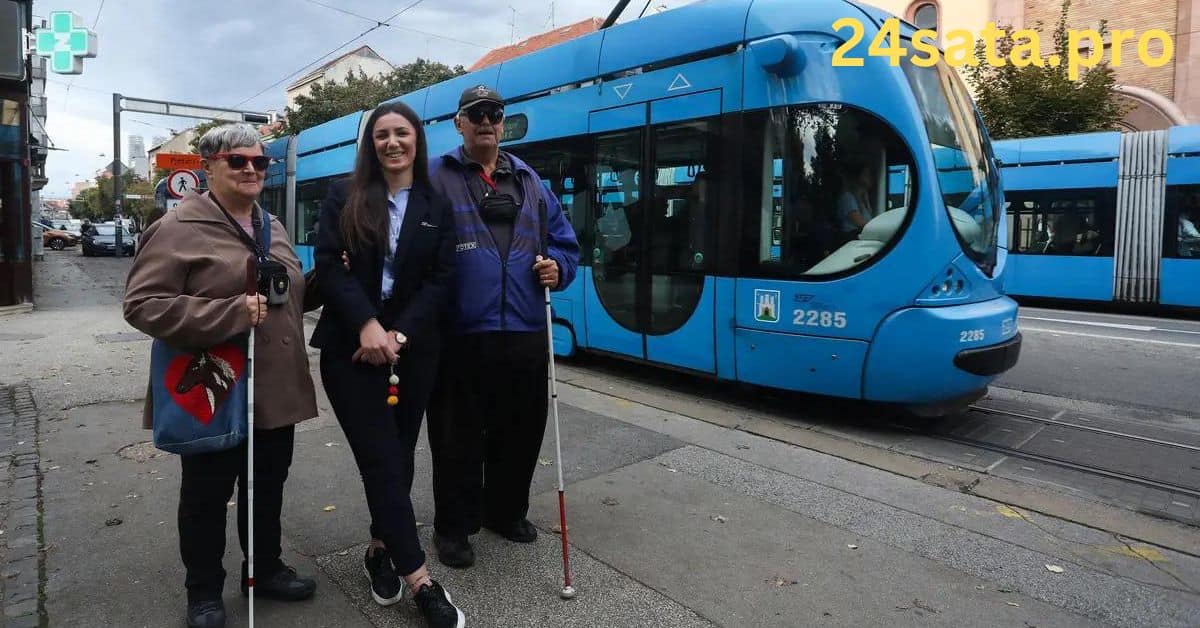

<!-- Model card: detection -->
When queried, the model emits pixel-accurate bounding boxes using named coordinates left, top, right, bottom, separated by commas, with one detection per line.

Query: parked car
left=81, top=223, right=134, bottom=257
left=35, top=222, right=79, bottom=250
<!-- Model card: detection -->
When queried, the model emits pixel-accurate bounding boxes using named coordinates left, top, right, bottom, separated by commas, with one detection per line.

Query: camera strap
left=210, top=192, right=271, bottom=260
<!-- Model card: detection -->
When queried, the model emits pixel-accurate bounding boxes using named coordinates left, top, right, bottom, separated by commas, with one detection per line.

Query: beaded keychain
left=386, top=364, right=400, bottom=406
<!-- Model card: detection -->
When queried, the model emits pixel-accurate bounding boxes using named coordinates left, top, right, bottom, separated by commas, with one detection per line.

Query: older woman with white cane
left=125, top=123, right=318, bottom=628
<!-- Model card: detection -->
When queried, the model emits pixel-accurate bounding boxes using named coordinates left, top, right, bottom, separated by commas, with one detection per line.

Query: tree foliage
left=69, top=172, right=155, bottom=224
left=283, top=58, right=466, bottom=135
left=964, top=0, right=1128, bottom=139
left=188, top=120, right=225, bottom=153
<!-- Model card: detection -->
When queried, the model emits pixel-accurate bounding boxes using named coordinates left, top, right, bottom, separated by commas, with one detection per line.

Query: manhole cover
left=95, top=332, right=147, bottom=344
left=117, top=441, right=165, bottom=463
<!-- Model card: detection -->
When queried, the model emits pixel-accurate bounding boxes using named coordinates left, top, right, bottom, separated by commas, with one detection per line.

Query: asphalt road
left=998, top=306, right=1200, bottom=417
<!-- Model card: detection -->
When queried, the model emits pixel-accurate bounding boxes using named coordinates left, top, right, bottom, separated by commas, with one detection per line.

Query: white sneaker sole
left=363, top=564, right=405, bottom=606
left=442, top=588, right=466, bottom=628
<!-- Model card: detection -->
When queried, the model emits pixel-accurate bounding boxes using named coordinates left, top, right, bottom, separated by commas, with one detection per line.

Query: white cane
left=537, top=199, right=575, bottom=600
left=244, top=260, right=257, bottom=627
left=542, top=280, right=574, bottom=599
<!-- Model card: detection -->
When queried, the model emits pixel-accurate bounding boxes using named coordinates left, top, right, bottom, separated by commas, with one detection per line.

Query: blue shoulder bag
left=150, top=208, right=272, bottom=455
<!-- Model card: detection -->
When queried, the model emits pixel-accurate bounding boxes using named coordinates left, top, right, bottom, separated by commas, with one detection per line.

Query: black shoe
left=242, top=564, right=316, bottom=601
left=186, top=599, right=226, bottom=628
left=434, top=533, right=476, bottom=568
left=484, top=518, right=538, bottom=543
left=363, top=547, right=404, bottom=606
left=414, top=580, right=465, bottom=628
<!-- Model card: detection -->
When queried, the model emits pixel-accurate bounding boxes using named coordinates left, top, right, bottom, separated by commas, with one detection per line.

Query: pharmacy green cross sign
left=34, top=11, right=97, bottom=75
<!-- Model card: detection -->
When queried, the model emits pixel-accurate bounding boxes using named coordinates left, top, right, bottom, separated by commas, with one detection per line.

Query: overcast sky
left=35, top=0, right=686, bottom=199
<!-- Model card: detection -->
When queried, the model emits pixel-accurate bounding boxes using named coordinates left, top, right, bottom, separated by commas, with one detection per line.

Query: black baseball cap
left=459, top=84, right=504, bottom=110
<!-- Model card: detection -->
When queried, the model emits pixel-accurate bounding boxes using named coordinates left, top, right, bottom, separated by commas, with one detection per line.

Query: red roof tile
left=467, top=17, right=604, bottom=72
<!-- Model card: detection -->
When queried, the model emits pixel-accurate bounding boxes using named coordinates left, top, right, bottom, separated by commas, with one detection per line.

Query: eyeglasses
left=461, top=104, right=504, bottom=125
left=209, top=153, right=272, bottom=171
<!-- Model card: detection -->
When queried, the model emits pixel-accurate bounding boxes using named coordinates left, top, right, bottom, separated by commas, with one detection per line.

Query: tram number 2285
left=793, top=309, right=847, bottom=329
left=960, top=329, right=986, bottom=342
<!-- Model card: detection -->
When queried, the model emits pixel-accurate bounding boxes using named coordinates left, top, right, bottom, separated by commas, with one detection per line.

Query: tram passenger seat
left=804, top=207, right=908, bottom=275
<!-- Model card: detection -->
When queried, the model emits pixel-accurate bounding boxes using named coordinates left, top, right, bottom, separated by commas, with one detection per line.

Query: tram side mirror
left=749, top=35, right=805, bottom=75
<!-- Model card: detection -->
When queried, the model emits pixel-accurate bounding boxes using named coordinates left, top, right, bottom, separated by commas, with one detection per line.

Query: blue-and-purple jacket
left=430, top=147, right=580, bottom=335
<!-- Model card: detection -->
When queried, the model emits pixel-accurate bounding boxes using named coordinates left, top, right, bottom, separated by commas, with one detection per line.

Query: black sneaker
left=186, top=598, right=226, bottom=628
left=484, top=518, right=538, bottom=543
left=434, top=533, right=476, bottom=568
left=363, top=547, right=404, bottom=606
left=241, top=564, right=316, bottom=601
left=414, top=580, right=465, bottom=628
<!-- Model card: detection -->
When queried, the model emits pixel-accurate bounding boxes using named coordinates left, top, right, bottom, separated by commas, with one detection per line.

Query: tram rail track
left=932, top=404, right=1200, bottom=500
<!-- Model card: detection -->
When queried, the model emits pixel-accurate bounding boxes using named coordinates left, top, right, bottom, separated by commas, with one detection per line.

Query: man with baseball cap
left=426, top=85, right=580, bottom=568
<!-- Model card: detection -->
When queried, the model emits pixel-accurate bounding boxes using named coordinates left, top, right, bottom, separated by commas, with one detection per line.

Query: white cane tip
left=560, top=586, right=576, bottom=599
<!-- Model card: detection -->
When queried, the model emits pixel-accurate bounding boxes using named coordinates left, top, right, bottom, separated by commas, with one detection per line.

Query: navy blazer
left=309, top=180, right=456, bottom=358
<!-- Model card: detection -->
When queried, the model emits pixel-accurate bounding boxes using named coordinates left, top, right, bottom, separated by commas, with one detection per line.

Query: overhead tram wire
left=57, top=0, right=106, bottom=113
left=300, top=0, right=492, bottom=49
left=233, top=0, right=429, bottom=108
left=91, top=0, right=106, bottom=29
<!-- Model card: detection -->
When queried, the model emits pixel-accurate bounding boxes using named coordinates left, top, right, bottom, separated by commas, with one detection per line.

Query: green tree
left=188, top=120, right=226, bottom=153
left=964, top=0, right=1128, bottom=139
left=283, top=58, right=466, bottom=135
left=70, top=187, right=103, bottom=222
left=69, top=171, right=155, bottom=224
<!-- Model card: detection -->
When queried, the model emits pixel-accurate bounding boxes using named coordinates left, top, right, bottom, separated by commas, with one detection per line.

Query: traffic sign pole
left=113, top=93, right=124, bottom=257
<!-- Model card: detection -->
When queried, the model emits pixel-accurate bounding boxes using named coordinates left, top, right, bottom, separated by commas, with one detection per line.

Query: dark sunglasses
left=210, top=153, right=272, bottom=171
left=462, top=104, right=504, bottom=125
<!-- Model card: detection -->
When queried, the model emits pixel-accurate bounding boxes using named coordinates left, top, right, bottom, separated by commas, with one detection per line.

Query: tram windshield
left=902, top=60, right=1000, bottom=272
left=743, top=104, right=917, bottom=278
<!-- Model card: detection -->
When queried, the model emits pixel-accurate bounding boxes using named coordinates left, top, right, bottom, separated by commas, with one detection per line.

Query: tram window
left=510, top=140, right=592, bottom=259
left=651, top=120, right=716, bottom=275
left=296, top=177, right=341, bottom=246
left=1166, top=185, right=1200, bottom=258
left=1007, top=189, right=1115, bottom=255
left=903, top=60, right=1000, bottom=271
left=740, top=104, right=916, bottom=278
left=260, top=187, right=286, bottom=228
left=648, top=119, right=718, bottom=333
left=592, top=130, right=643, bottom=331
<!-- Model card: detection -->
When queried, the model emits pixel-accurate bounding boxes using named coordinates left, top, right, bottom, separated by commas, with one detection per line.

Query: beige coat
left=124, top=191, right=318, bottom=430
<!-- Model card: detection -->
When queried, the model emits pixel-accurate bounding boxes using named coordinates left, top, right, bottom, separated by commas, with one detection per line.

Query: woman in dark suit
left=310, top=102, right=463, bottom=628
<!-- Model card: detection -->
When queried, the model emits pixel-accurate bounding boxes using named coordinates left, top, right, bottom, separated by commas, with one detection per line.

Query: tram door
left=586, top=94, right=719, bottom=373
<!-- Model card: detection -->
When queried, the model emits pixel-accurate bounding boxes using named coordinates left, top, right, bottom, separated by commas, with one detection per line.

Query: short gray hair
left=196, top=123, right=264, bottom=158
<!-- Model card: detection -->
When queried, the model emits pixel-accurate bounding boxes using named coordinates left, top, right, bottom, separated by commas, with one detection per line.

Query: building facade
left=128, top=135, right=148, bottom=180
left=146, top=129, right=197, bottom=173
left=0, top=0, right=33, bottom=308
left=285, top=45, right=393, bottom=108
left=864, top=0, right=1197, bottom=131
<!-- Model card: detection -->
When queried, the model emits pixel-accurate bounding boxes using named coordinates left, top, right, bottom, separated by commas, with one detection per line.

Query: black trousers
left=179, top=425, right=295, bottom=603
left=427, top=331, right=549, bottom=538
left=320, top=352, right=428, bottom=576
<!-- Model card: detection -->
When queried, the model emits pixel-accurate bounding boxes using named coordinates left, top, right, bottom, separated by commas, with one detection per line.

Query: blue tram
left=262, top=0, right=1021, bottom=414
left=994, top=126, right=1200, bottom=310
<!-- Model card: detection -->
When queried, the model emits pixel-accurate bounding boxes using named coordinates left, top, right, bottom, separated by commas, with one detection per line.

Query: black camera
left=256, top=259, right=291, bottom=306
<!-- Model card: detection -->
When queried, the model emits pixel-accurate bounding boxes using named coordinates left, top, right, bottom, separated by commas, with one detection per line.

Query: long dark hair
left=341, top=101, right=430, bottom=254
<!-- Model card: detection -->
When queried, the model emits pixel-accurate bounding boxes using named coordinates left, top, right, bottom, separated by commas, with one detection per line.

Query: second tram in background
left=259, top=0, right=1021, bottom=415
left=994, top=126, right=1200, bottom=311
